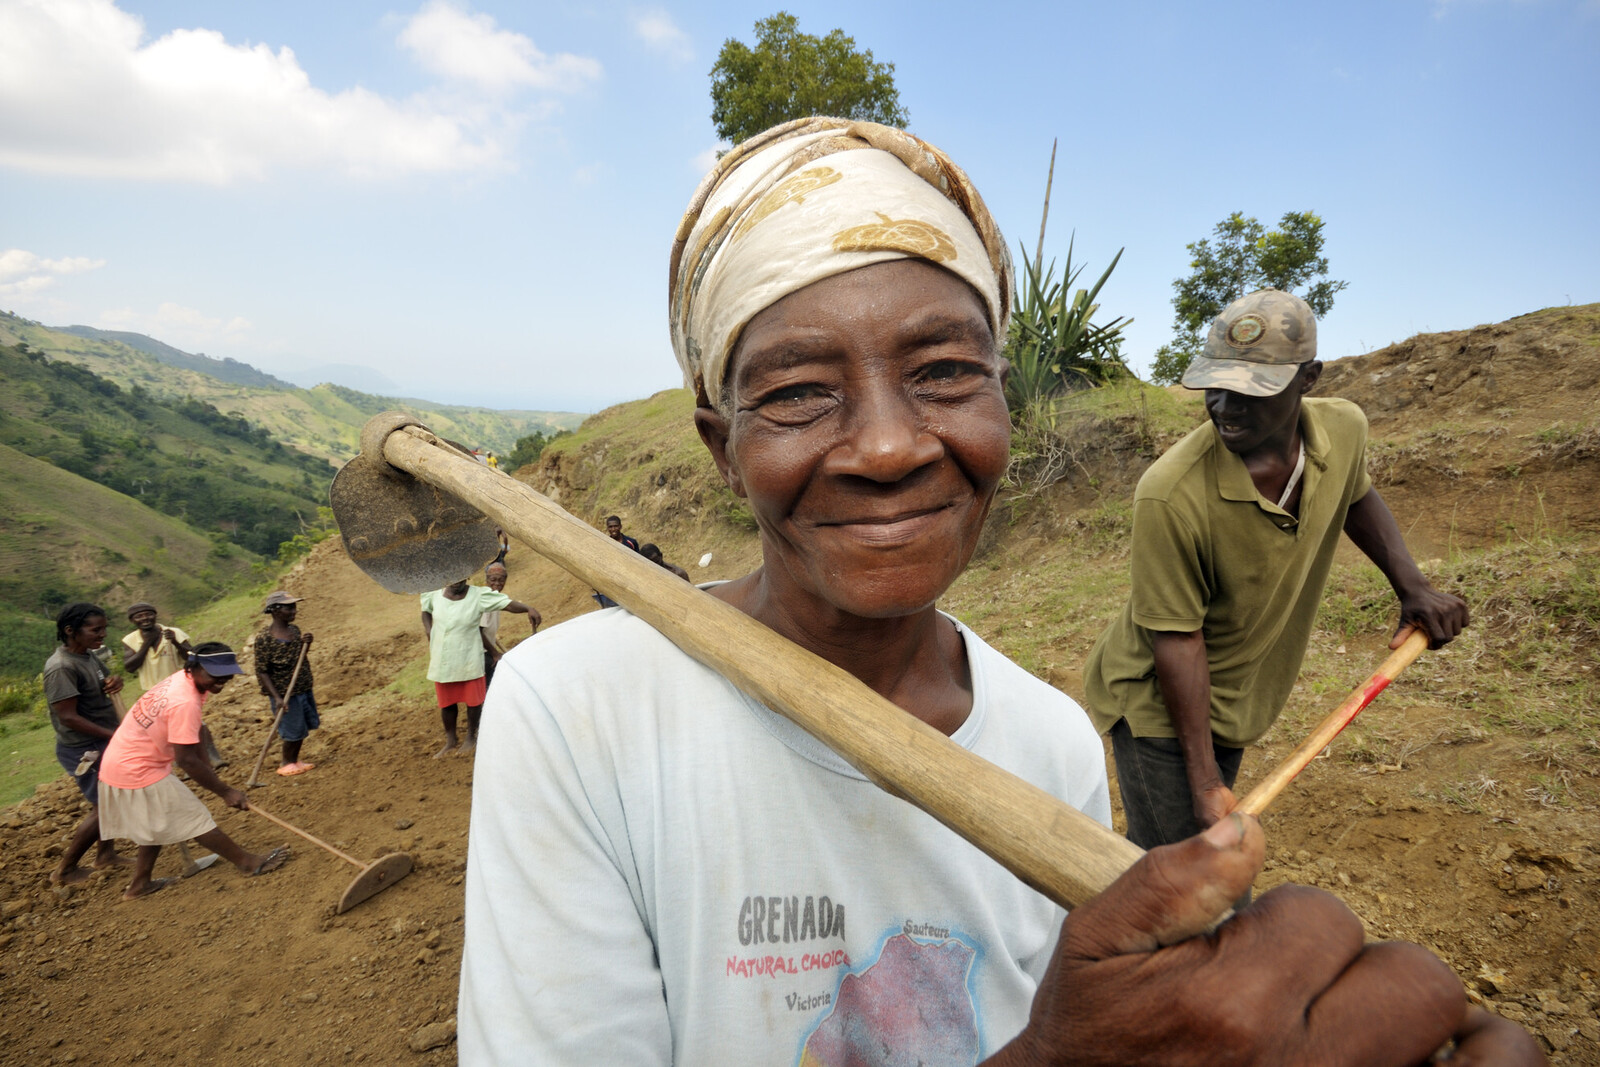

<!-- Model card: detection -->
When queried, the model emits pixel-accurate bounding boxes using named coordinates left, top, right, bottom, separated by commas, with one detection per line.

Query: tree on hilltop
left=709, top=12, right=908, bottom=148
left=1150, top=211, right=1347, bottom=385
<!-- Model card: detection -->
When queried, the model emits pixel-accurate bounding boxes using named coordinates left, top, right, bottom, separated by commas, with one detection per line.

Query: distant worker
left=486, top=452, right=499, bottom=470
left=605, top=515, right=639, bottom=552
left=481, top=558, right=541, bottom=693
left=121, top=601, right=191, bottom=685
left=252, top=591, right=319, bottom=777
left=593, top=514, right=641, bottom=607
left=98, top=643, right=290, bottom=900
left=122, top=601, right=227, bottom=768
left=422, top=576, right=538, bottom=756
left=43, top=603, right=129, bottom=885
left=492, top=527, right=510, bottom=567
left=1084, top=289, right=1470, bottom=853
left=640, top=542, right=690, bottom=582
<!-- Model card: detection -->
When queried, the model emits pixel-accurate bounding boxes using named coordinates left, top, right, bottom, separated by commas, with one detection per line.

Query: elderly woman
left=459, top=120, right=1538, bottom=1065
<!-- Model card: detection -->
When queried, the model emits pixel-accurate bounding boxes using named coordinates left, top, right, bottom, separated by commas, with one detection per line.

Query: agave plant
left=1004, top=235, right=1131, bottom=417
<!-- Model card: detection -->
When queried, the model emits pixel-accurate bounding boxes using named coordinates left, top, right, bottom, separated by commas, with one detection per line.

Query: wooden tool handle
left=247, top=640, right=309, bottom=788
left=249, top=801, right=366, bottom=870
left=1234, top=628, right=1429, bottom=817
left=375, top=423, right=1145, bottom=909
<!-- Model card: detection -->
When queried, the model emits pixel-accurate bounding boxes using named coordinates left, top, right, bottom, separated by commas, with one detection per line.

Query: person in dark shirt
left=42, top=602, right=130, bottom=884
left=594, top=515, right=642, bottom=607
left=252, top=591, right=319, bottom=776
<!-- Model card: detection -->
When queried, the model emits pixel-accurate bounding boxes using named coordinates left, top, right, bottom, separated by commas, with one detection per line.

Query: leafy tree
left=505, top=429, right=569, bottom=472
left=1150, top=211, right=1348, bottom=385
left=709, top=12, right=908, bottom=147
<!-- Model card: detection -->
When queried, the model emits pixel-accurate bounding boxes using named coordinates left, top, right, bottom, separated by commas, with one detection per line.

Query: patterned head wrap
left=669, top=117, right=1012, bottom=412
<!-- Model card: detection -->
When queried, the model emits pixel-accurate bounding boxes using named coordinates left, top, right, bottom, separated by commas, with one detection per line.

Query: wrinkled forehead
left=726, top=258, right=994, bottom=386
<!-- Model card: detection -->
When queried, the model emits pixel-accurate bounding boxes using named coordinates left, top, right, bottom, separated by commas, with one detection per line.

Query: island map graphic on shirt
left=799, top=931, right=979, bottom=1067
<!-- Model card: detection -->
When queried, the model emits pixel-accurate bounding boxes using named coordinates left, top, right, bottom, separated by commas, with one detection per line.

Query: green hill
left=0, top=340, right=330, bottom=557
left=0, top=440, right=256, bottom=676
left=0, top=311, right=585, bottom=464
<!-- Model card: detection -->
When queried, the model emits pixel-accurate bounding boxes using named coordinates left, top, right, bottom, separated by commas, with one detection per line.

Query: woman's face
left=270, top=603, right=297, bottom=625
left=697, top=259, right=1010, bottom=622
left=67, top=614, right=109, bottom=652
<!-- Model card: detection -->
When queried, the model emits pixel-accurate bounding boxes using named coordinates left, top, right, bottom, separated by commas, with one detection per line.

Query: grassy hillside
left=0, top=310, right=586, bottom=463
left=0, top=440, right=256, bottom=676
left=0, top=341, right=330, bottom=557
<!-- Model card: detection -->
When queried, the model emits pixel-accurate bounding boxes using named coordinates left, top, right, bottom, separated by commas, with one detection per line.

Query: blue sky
left=2, top=0, right=1595, bottom=412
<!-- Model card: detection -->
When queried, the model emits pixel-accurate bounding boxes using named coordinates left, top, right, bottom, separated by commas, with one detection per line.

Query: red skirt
left=434, top=676, right=487, bottom=708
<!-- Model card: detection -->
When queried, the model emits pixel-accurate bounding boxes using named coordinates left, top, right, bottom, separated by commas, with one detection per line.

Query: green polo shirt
left=1083, top=397, right=1373, bottom=746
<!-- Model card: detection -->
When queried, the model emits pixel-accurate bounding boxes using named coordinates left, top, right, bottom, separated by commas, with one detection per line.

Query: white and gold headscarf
left=669, top=117, right=1012, bottom=411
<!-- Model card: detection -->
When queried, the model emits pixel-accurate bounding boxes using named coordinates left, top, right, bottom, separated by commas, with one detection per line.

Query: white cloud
left=97, top=302, right=253, bottom=349
left=631, top=8, right=693, bottom=63
left=690, top=145, right=725, bottom=175
left=0, top=0, right=597, bottom=184
left=398, top=1, right=602, bottom=93
left=0, top=249, right=107, bottom=299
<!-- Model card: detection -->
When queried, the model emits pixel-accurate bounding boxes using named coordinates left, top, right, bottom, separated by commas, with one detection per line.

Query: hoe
left=329, top=412, right=1425, bottom=910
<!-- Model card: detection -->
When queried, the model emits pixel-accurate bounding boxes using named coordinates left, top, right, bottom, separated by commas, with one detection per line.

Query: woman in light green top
left=420, top=578, right=536, bottom=757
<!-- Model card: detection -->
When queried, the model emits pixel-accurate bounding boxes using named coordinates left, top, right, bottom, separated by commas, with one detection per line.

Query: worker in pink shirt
left=98, top=642, right=290, bottom=900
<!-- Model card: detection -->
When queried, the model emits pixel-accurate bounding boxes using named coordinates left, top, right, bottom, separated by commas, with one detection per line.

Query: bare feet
left=95, top=852, right=134, bottom=870
left=243, top=845, right=291, bottom=876
left=121, top=877, right=175, bottom=901
left=51, top=866, right=93, bottom=886
left=433, top=740, right=458, bottom=759
left=458, top=738, right=476, bottom=757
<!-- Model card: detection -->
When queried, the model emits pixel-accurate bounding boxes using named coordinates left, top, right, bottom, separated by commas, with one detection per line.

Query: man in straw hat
left=122, top=600, right=228, bottom=768
left=98, top=643, right=289, bottom=900
left=459, top=120, right=1533, bottom=1064
left=1084, top=289, right=1469, bottom=855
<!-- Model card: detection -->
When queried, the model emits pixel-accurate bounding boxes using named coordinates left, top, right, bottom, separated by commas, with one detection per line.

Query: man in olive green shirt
left=1085, top=289, right=1469, bottom=851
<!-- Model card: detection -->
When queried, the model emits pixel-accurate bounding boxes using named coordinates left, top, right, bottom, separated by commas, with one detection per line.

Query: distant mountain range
left=53, top=325, right=299, bottom=390
left=1, top=312, right=585, bottom=463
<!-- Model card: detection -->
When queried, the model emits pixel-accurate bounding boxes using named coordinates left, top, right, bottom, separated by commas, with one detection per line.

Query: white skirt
left=98, top=774, right=217, bottom=845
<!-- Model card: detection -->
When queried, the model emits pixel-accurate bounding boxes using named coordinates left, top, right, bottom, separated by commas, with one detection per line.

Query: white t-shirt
left=459, top=608, right=1111, bottom=1066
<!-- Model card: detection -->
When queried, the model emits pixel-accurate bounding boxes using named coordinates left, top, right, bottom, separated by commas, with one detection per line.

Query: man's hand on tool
left=1395, top=586, right=1469, bottom=650
left=222, top=787, right=250, bottom=812
left=1190, top=780, right=1237, bottom=831
left=997, top=814, right=1544, bottom=1067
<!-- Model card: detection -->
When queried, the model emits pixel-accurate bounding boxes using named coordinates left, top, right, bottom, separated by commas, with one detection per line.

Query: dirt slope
left=2, top=307, right=1598, bottom=1064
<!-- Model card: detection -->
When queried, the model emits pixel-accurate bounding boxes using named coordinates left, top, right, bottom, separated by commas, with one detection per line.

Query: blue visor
left=194, top=651, right=244, bottom=676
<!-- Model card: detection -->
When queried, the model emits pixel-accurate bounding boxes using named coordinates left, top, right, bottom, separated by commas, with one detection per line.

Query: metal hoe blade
left=329, top=448, right=501, bottom=594
left=336, top=853, right=415, bottom=914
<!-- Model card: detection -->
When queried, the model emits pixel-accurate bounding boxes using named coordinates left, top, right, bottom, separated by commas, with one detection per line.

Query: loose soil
left=2, top=307, right=1597, bottom=1064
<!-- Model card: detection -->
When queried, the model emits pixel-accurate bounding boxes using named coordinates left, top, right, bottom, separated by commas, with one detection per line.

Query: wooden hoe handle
left=249, top=802, right=367, bottom=870
left=368, top=422, right=1145, bottom=910
left=1233, top=629, right=1429, bottom=818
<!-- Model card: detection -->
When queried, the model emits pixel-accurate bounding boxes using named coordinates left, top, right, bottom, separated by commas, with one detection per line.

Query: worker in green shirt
left=1084, top=289, right=1470, bottom=851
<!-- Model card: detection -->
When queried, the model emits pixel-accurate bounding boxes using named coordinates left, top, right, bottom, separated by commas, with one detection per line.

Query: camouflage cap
left=1181, top=289, right=1317, bottom=397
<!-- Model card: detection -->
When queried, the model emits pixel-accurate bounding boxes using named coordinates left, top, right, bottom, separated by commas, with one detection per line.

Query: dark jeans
left=1109, top=718, right=1245, bottom=851
left=56, top=738, right=108, bottom=804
